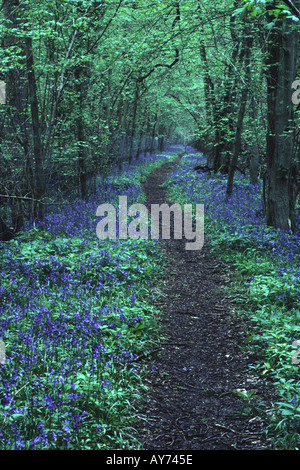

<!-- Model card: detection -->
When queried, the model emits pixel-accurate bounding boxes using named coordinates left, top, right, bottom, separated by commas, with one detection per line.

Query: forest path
left=135, top=155, right=274, bottom=450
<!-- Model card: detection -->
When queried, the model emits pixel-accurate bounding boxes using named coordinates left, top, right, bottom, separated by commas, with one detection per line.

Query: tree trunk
left=128, top=84, right=139, bottom=163
left=249, top=97, right=260, bottom=185
left=226, top=32, right=253, bottom=196
left=199, top=37, right=223, bottom=171
left=74, top=65, right=87, bottom=199
left=226, top=85, right=249, bottom=196
left=24, top=35, right=46, bottom=218
left=3, top=0, right=33, bottom=193
left=3, top=0, right=45, bottom=220
left=265, top=12, right=298, bottom=231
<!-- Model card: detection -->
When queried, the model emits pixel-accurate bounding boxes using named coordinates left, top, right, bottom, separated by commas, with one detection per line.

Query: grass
left=0, top=150, right=179, bottom=450
left=164, top=152, right=300, bottom=450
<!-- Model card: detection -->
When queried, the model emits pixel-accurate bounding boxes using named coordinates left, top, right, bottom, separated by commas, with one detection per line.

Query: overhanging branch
left=281, top=0, right=300, bottom=20
left=137, top=48, right=179, bottom=83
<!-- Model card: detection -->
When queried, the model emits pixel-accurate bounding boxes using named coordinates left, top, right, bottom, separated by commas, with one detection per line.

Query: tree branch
left=86, top=0, right=124, bottom=54
left=281, top=0, right=300, bottom=20
left=138, top=48, right=179, bottom=82
left=0, top=194, right=67, bottom=205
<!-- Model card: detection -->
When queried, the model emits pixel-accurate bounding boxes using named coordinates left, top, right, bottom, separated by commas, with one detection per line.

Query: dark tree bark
left=24, top=35, right=46, bottom=218
left=265, top=9, right=298, bottom=231
left=2, top=0, right=38, bottom=230
left=2, top=0, right=29, bottom=153
left=249, top=97, right=260, bottom=186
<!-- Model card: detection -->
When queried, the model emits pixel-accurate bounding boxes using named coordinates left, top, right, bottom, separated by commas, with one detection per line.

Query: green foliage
left=234, top=0, right=299, bottom=22
left=1, top=0, right=300, bottom=448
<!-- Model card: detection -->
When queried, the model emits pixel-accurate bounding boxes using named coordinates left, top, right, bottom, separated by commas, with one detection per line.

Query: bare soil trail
left=135, top=155, right=275, bottom=451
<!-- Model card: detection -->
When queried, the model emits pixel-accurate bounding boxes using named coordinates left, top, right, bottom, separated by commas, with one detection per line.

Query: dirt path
left=135, top=156, right=274, bottom=451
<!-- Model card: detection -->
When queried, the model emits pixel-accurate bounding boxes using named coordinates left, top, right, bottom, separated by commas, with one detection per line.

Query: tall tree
left=265, top=3, right=298, bottom=230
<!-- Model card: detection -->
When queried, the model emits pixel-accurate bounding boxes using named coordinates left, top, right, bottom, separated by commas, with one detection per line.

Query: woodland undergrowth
left=0, top=151, right=179, bottom=450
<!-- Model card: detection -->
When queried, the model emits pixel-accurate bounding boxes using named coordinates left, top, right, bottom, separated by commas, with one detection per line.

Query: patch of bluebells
left=0, top=151, right=169, bottom=449
left=25, top=149, right=178, bottom=239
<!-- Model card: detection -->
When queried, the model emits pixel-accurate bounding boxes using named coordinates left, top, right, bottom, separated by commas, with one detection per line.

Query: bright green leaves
left=235, top=0, right=300, bottom=23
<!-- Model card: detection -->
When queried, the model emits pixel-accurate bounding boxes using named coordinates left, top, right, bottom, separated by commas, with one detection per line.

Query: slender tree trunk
left=226, top=86, right=249, bottom=196
left=249, top=97, right=260, bottom=185
left=74, top=65, right=87, bottom=199
left=24, top=35, right=46, bottom=218
left=199, top=38, right=222, bottom=170
left=226, top=33, right=252, bottom=196
left=128, top=85, right=139, bottom=163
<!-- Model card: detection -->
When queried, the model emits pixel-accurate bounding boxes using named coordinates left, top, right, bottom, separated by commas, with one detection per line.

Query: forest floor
left=135, top=156, right=276, bottom=451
